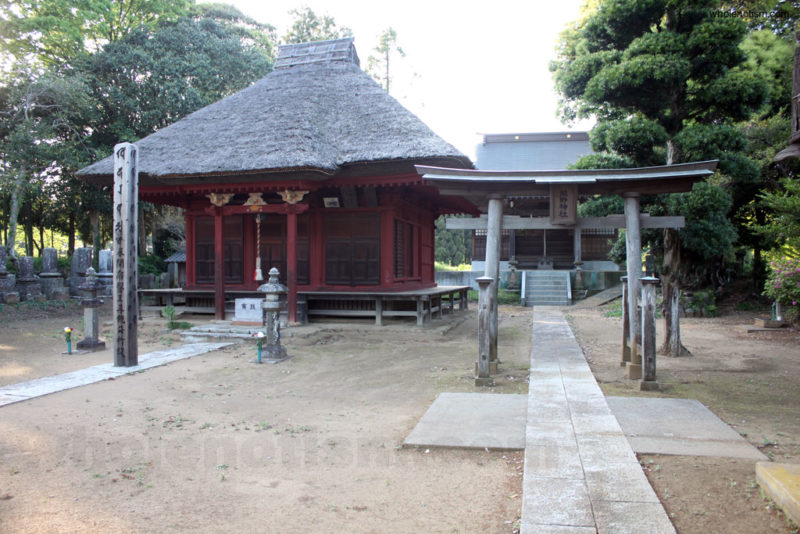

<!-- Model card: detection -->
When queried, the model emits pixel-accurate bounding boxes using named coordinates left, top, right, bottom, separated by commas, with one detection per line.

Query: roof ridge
left=275, top=38, right=359, bottom=69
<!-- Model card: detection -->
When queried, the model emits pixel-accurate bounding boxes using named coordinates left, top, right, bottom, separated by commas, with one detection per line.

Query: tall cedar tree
left=552, top=0, right=765, bottom=355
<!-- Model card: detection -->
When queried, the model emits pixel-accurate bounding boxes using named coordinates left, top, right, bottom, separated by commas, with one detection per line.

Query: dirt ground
left=3, top=298, right=800, bottom=533
left=567, top=304, right=800, bottom=534
left=0, top=301, right=531, bottom=533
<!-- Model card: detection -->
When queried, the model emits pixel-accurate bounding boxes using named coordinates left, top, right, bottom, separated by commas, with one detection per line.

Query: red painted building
left=78, top=39, right=474, bottom=321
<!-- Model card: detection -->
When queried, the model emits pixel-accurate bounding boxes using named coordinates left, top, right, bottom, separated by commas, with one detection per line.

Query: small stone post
left=620, top=276, right=631, bottom=367
left=476, top=276, right=494, bottom=387
left=256, top=267, right=290, bottom=363
left=113, top=142, right=138, bottom=367
left=640, top=276, right=660, bottom=390
left=77, top=267, right=106, bottom=352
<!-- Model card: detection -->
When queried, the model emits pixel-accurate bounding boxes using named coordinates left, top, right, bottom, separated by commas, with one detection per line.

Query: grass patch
left=467, top=289, right=521, bottom=305
left=603, top=300, right=623, bottom=317
left=435, top=261, right=472, bottom=272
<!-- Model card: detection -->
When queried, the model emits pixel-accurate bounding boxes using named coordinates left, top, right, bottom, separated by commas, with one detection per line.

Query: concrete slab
left=0, top=342, right=234, bottom=407
left=756, top=462, right=800, bottom=527
left=403, top=392, right=526, bottom=450
left=607, top=397, right=767, bottom=461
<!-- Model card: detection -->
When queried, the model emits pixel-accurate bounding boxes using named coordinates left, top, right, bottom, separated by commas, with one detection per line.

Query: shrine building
left=77, top=38, right=475, bottom=323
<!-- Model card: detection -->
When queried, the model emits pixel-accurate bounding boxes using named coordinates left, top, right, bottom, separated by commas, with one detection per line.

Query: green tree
left=0, top=69, right=94, bottom=257
left=367, top=27, right=406, bottom=93
left=434, top=216, right=471, bottom=266
left=72, top=9, right=274, bottom=254
left=552, top=0, right=766, bottom=355
left=282, top=7, right=352, bottom=44
left=0, top=0, right=192, bottom=66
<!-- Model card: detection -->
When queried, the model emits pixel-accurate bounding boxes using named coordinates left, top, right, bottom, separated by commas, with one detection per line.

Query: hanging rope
left=254, top=213, right=264, bottom=281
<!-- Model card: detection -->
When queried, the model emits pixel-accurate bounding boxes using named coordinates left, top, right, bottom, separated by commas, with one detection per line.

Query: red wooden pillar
left=381, top=210, right=394, bottom=286
left=214, top=208, right=225, bottom=320
left=185, top=213, right=195, bottom=286
left=286, top=209, right=298, bottom=323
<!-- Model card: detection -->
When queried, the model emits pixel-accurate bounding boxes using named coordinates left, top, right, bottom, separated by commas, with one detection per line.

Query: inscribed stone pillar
left=485, top=196, right=503, bottom=366
left=624, top=193, right=642, bottom=379
left=113, top=142, right=138, bottom=367
left=640, top=276, right=659, bottom=390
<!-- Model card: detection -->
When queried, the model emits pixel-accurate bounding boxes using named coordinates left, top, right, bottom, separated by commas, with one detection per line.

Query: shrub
left=763, top=257, right=800, bottom=319
left=138, top=254, right=166, bottom=275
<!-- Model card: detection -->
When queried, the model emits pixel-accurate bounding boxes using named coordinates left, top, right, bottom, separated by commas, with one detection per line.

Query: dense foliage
left=551, top=0, right=790, bottom=290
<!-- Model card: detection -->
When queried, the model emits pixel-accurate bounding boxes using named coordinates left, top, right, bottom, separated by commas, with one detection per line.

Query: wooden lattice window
left=472, top=229, right=511, bottom=261
left=258, top=214, right=310, bottom=285
left=195, top=216, right=214, bottom=284
left=224, top=215, right=244, bottom=284
left=325, top=213, right=380, bottom=286
left=394, top=220, right=417, bottom=279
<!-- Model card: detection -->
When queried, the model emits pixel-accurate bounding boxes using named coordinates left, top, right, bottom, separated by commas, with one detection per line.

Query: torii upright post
left=485, top=195, right=504, bottom=370
left=113, top=142, right=138, bottom=367
left=623, top=193, right=642, bottom=380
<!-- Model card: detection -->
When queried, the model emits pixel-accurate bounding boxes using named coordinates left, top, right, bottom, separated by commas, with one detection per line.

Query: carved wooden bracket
left=243, top=192, right=267, bottom=206
left=207, top=192, right=234, bottom=207
left=278, top=189, right=309, bottom=205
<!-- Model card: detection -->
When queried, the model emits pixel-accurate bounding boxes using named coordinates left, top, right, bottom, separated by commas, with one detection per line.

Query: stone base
left=474, top=376, right=495, bottom=387
left=754, top=318, right=786, bottom=329
left=253, top=354, right=292, bottom=364
left=474, top=361, right=499, bottom=375
left=16, top=281, right=42, bottom=301
left=39, top=276, right=65, bottom=299
left=627, top=363, right=643, bottom=380
left=77, top=338, right=106, bottom=352
left=640, top=380, right=660, bottom=391
left=3, top=292, right=19, bottom=304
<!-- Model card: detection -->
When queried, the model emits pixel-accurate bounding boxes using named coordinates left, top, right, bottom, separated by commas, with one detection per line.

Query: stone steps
left=523, top=271, right=571, bottom=306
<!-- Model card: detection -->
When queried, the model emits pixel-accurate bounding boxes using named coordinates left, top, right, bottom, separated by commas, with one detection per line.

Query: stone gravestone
left=69, top=247, right=93, bottom=296
left=16, top=256, right=43, bottom=301
left=0, top=247, right=17, bottom=303
left=97, top=249, right=113, bottom=295
left=38, top=247, right=67, bottom=300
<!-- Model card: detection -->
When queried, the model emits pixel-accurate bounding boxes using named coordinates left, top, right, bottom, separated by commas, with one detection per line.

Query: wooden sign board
left=549, top=184, right=578, bottom=225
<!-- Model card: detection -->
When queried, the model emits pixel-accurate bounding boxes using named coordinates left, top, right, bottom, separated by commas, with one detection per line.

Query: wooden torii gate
left=416, top=160, right=719, bottom=384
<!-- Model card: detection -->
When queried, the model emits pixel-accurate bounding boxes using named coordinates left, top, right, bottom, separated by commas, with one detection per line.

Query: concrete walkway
left=521, top=308, right=674, bottom=534
left=0, top=342, right=233, bottom=407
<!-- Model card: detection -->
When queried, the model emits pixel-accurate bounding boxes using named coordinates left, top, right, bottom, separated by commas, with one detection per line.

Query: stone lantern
left=76, top=267, right=106, bottom=351
left=256, top=267, right=290, bottom=363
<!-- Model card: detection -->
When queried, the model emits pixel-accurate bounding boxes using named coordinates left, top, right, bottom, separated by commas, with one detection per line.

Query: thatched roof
left=77, top=38, right=470, bottom=184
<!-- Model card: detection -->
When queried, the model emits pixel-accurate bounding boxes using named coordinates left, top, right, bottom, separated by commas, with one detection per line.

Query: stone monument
left=16, top=256, right=43, bottom=301
left=97, top=249, right=113, bottom=295
left=68, top=247, right=93, bottom=296
left=0, top=247, right=17, bottom=304
left=38, top=247, right=67, bottom=301
left=76, top=267, right=106, bottom=352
